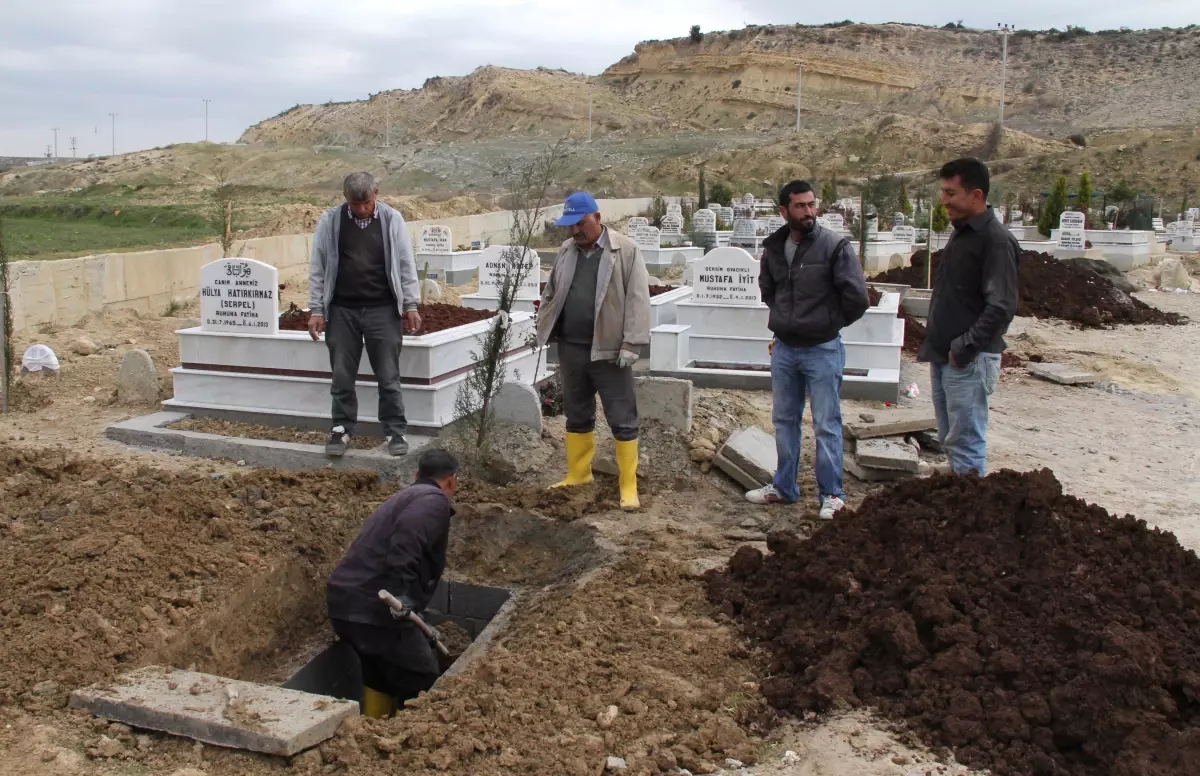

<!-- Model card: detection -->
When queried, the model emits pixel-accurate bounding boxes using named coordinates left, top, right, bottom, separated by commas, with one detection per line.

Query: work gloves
left=615, top=348, right=640, bottom=369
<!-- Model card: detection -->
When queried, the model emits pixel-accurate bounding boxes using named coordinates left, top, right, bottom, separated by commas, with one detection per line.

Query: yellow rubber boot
left=615, top=438, right=640, bottom=511
left=361, top=686, right=395, bottom=718
left=551, top=431, right=595, bottom=488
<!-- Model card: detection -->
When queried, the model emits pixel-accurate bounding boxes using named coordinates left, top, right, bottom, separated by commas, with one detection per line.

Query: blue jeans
left=930, top=353, right=1002, bottom=475
left=770, top=338, right=846, bottom=504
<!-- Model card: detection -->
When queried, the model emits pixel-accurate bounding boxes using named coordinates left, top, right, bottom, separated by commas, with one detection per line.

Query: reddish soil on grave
left=901, top=314, right=926, bottom=354
left=278, top=302, right=494, bottom=335
left=873, top=250, right=1187, bottom=328
left=707, top=469, right=1200, bottom=776
left=867, top=286, right=883, bottom=307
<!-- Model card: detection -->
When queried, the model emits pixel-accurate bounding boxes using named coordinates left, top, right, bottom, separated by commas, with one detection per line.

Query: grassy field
left=0, top=202, right=223, bottom=260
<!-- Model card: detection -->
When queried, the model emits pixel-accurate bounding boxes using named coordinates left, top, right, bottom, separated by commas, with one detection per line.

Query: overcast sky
left=2, top=1, right=1193, bottom=158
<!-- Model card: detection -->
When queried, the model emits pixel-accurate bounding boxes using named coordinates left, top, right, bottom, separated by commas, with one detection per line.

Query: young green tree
left=1003, top=190, right=1016, bottom=224
left=0, top=218, right=10, bottom=410
left=698, top=166, right=707, bottom=209
left=931, top=200, right=950, bottom=233
left=1038, top=175, right=1069, bottom=237
left=709, top=182, right=733, bottom=207
left=456, top=138, right=568, bottom=451
left=820, top=180, right=835, bottom=209
left=1077, top=172, right=1093, bottom=227
left=897, top=178, right=912, bottom=217
left=1182, top=191, right=1191, bottom=220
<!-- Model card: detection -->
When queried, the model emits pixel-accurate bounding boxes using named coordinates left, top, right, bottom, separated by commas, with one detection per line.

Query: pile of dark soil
left=414, top=302, right=494, bottom=334
left=279, top=301, right=310, bottom=331
left=868, top=286, right=883, bottom=306
left=648, top=284, right=678, bottom=297
left=874, top=250, right=1187, bottom=328
left=278, top=303, right=494, bottom=335
left=707, top=469, right=1200, bottom=776
left=901, top=314, right=926, bottom=354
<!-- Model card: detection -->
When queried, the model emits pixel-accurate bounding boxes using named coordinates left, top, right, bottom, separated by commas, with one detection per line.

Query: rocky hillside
left=240, top=23, right=1200, bottom=148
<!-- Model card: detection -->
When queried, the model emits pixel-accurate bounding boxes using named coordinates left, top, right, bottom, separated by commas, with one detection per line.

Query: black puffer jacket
left=758, top=224, right=870, bottom=347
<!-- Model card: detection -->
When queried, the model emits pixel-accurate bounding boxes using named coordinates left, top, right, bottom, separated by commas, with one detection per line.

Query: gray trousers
left=326, top=304, right=407, bottom=437
left=557, top=342, right=638, bottom=442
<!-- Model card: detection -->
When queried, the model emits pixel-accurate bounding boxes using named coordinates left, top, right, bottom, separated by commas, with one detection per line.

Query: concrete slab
left=855, top=438, right=920, bottom=472
left=712, top=450, right=762, bottom=490
left=69, top=666, right=357, bottom=757
left=845, top=455, right=913, bottom=482
left=717, top=427, right=776, bottom=487
left=1028, top=362, right=1097, bottom=386
left=106, top=412, right=433, bottom=481
left=635, top=376, right=693, bottom=432
left=844, top=409, right=937, bottom=440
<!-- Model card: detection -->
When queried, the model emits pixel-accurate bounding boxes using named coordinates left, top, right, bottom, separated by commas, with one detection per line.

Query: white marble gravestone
left=691, top=248, right=762, bottom=307
left=766, top=216, right=786, bottom=233
left=692, top=208, right=717, bottom=233
left=660, top=214, right=684, bottom=236
left=635, top=225, right=661, bottom=250
left=626, top=216, right=650, bottom=234
left=825, top=213, right=845, bottom=231
left=477, top=245, right=540, bottom=300
left=892, top=225, right=916, bottom=243
left=1058, top=212, right=1086, bottom=252
left=419, top=225, right=452, bottom=254
left=200, top=258, right=279, bottom=335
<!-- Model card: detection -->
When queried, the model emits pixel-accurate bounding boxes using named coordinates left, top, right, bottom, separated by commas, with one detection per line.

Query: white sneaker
left=819, top=496, right=846, bottom=520
left=745, top=484, right=791, bottom=504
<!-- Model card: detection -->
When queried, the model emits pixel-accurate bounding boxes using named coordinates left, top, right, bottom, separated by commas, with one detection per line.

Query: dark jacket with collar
left=758, top=224, right=869, bottom=348
left=326, top=480, right=453, bottom=626
left=918, top=209, right=1020, bottom=364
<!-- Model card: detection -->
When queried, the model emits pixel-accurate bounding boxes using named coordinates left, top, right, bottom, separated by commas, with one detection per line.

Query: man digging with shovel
left=326, top=449, right=459, bottom=717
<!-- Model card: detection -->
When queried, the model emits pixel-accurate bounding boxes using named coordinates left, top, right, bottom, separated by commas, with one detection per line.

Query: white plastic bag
left=21, top=344, right=60, bottom=374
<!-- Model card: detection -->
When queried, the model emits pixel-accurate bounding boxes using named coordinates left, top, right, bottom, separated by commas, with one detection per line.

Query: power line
left=108, top=112, right=118, bottom=156
left=70, top=136, right=77, bottom=158
left=51, top=127, right=60, bottom=160
left=203, top=99, right=212, bottom=142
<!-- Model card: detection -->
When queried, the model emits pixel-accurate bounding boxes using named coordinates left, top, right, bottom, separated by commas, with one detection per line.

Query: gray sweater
left=308, top=201, right=419, bottom=317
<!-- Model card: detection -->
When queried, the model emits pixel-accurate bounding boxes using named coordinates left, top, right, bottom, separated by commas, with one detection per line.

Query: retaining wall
left=8, top=196, right=654, bottom=331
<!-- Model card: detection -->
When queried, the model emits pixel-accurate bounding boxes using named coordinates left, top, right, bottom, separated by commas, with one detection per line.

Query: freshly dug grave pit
left=279, top=302, right=494, bottom=335
left=707, top=469, right=1200, bottom=776
left=874, top=250, right=1187, bottom=328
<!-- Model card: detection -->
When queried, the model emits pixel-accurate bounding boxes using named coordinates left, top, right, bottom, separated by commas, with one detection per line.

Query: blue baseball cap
left=555, top=192, right=600, bottom=226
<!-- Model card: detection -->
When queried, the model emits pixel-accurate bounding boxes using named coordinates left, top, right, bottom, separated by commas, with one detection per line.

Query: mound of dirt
left=874, top=250, right=1187, bottom=328
left=277, top=302, right=494, bottom=334
left=707, top=469, right=1200, bottom=776
left=0, top=446, right=395, bottom=705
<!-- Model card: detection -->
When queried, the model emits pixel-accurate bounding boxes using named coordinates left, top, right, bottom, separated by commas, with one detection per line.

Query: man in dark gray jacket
left=919, top=158, right=1019, bottom=476
left=747, top=180, right=869, bottom=519
left=308, top=172, right=422, bottom=458
left=326, top=448, right=458, bottom=714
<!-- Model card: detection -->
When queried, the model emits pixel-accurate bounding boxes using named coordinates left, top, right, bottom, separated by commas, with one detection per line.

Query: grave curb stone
left=845, top=455, right=912, bottom=482
left=854, top=438, right=920, bottom=472
left=117, top=349, right=159, bottom=405
left=1028, top=362, right=1097, bottom=385
left=634, top=376, right=692, bottom=432
left=716, top=427, right=776, bottom=487
left=490, top=382, right=542, bottom=432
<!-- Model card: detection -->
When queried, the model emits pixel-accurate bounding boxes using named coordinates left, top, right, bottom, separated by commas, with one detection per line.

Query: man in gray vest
left=747, top=180, right=869, bottom=519
left=308, top=172, right=421, bottom=457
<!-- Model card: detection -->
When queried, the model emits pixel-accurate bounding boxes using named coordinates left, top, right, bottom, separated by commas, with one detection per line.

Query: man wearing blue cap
left=536, top=192, right=651, bottom=510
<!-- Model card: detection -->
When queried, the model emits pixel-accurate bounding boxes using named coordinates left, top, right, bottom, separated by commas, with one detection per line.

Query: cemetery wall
left=7, top=197, right=653, bottom=330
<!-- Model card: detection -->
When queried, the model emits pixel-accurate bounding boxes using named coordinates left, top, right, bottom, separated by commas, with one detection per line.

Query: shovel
left=378, top=589, right=451, bottom=657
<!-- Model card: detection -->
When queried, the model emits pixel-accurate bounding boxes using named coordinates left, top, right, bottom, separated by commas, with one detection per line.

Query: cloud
left=1, top=1, right=1193, bottom=157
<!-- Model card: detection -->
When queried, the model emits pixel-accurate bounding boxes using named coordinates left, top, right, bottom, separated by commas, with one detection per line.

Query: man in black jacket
left=919, top=158, right=1019, bottom=475
left=747, top=180, right=869, bottom=519
left=326, top=448, right=458, bottom=714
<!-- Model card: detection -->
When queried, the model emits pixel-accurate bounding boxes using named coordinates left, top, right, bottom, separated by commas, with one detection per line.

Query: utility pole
left=203, top=99, right=211, bottom=142
left=109, top=112, right=118, bottom=156
left=45, top=144, right=52, bottom=160
left=587, top=83, right=594, bottom=143
left=997, top=24, right=1014, bottom=129
left=794, top=65, right=803, bottom=132
left=70, top=136, right=77, bottom=158
left=51, top=127, right=59, bottom=160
